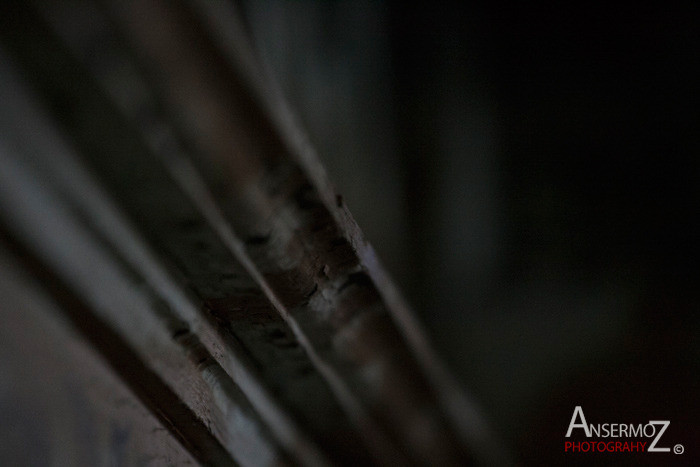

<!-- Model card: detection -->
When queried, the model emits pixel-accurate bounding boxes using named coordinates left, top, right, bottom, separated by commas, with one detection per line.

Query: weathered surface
left=0, top=0, right=507, bottom=465
left=0, top=244, right=200, bottom=467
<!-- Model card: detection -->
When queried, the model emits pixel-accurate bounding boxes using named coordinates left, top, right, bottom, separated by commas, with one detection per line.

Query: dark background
left=241, top=2, right=699, bottom=463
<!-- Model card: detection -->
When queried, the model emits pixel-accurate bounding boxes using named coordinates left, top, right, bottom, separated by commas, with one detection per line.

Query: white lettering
left=643, top=423, right=656, bottom=438
left=566, top=406, right=591, bottom=437
left=647, top=421, right=670, bottom=452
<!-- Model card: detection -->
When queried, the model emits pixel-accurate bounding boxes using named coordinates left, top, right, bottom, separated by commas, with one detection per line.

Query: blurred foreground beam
left=0, top=0, right=508, bottom=465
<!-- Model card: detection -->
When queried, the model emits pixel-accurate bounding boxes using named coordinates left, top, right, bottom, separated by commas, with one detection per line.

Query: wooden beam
left=0, top=0, right=508, bottom=464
